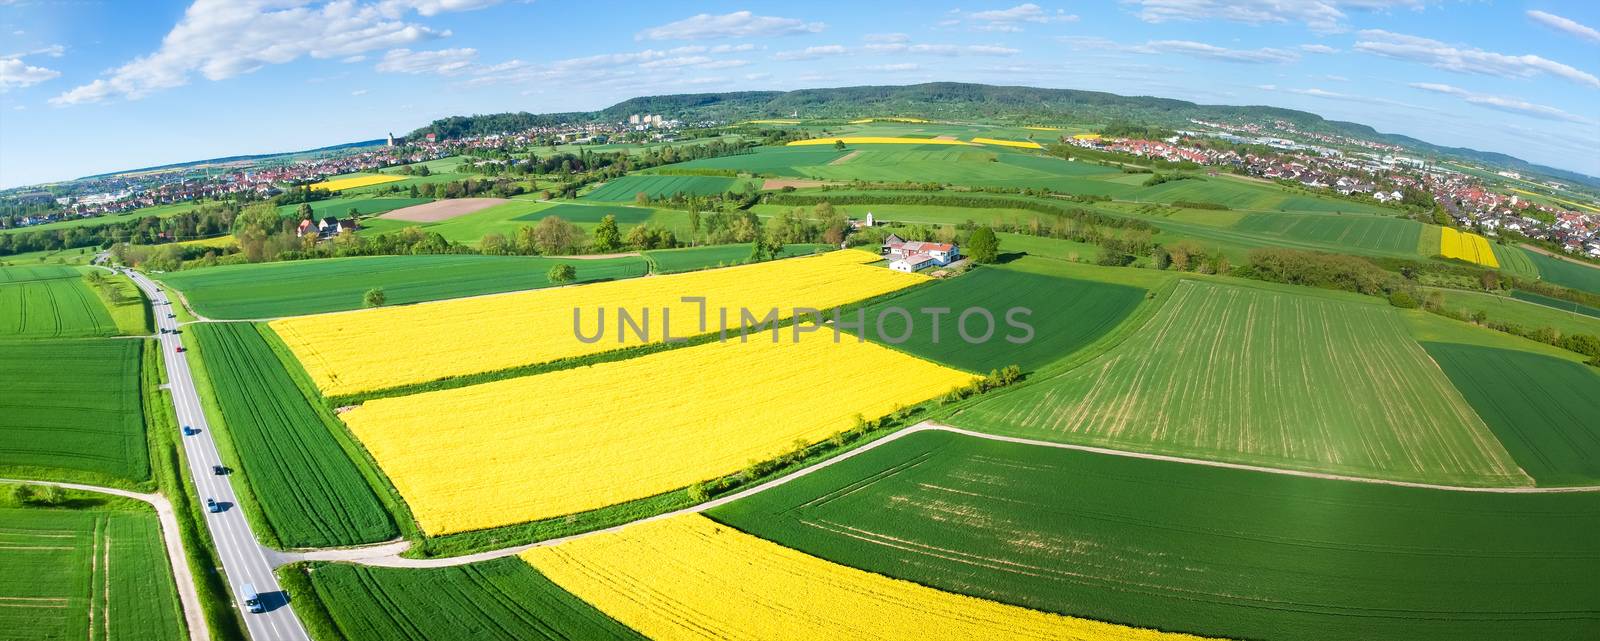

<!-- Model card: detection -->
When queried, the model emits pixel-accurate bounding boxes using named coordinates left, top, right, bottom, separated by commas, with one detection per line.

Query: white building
left=885, top=239, right=960, bottom=272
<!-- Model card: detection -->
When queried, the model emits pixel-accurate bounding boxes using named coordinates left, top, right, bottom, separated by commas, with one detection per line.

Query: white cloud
left=1355, top=29, right=1600, bottom=88
left=709, top=43, right=757, bottom=53
left=774, top=45, right=848, bottom=61
left=864, top=43, right=1020, bottom=56
left=350, top=88, right=368, bottom=95
left=744, top=72, right=771, bottom=81
left=864, top=32, right=910, bottom=43
left=375, top=47, right=476, bottom=74
left=1127, top=0, right=1426, bottom=33
left=384, top=0, right=501, bottom=16
left=695, top=58, right=749, bottom=69
left=1135, top=40, right=1299, bottom=63
left=864, top=63, right=920, bottom=72
left=341, top=55, right=367, bottom=63
left=635, top=11, right=824, bottom=41
left=0, top=57, right=60, bottom=91
left=4, top=44, right=65, bottom=59
left=1527, top=10, right=1600, bottom=44
left=1409, top=82, right=1590, bottom=123
left=50, top=0, right=491, bottom=105
left=1300, top=44, right=1338, bottom=54
left=681, top=76, right=726, bottom=85
left=958, top=3, right=1077, bottom=32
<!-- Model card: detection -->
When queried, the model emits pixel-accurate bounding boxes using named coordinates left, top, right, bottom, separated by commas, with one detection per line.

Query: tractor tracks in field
left=270, top=421, right=1600, bottom=570
left=0, top=478, right=209, bottom=641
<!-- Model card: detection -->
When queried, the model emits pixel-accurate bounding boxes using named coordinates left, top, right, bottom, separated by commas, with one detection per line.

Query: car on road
left=206, top=498, right=221, bottom=513
left=242, top=583, right=264, bottom=613
left=175, top=346, right=186, bottom=353
left=168, top=313, right=176, bottom=318
left=212, top=465, right=228, bottom=475
left=182, top=425, right=200, bottom=436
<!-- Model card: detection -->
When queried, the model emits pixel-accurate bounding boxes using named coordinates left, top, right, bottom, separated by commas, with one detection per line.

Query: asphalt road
left=130, top=271, right=311, bottom=641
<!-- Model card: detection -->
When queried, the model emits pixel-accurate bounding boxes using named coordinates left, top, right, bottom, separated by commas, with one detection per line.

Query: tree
left=480, top=233, right=509, bottom=255
left=296, top=203, right=314, bottom=220
left=363, top=287, right=386, bottom=308
left=532, top=216, right=585, bottom=255
left=593, top=214, right=621, bottom=252
left=547, top=263, right=576, bottom=284
left=966, top=226, right=1000, bottom=264
left=834, top=140, right=846, bottom=151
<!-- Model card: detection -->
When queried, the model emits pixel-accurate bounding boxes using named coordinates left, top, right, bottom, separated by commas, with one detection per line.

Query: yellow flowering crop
left=972, top=137, right=1044, bottom=149
left=307, top=174, right=407, bottom=192
left=847, top=117, right=931, bottom=124
left=341, top=331, right=973, bottom=535
left=1024, top=125, right=1065, bottom=131
left=787, top=137, right=975, bottom=146
left=271, top=249, right=924, bottom=396
left=1439, top=227, right=1500, bottom=268
left=524, top=514, right=1214, bottom=641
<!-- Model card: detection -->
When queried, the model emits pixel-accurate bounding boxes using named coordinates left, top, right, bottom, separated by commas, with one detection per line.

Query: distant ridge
left=408, top=82, right=1598, bottom=188
left=76, top=138, right=387, bottom=180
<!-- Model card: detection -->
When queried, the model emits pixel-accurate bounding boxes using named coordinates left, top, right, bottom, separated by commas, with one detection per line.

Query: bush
left=363, top=287, right=386, bottom=308
left=966, top=227, right=999, bottom=264
left=1388, top=290, right=1419, bottom=308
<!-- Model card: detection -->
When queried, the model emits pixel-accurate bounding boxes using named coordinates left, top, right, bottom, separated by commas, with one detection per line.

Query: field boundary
left=0, top=477, right=209, bottom=641
left=287, top=421, right=1600, bottom=569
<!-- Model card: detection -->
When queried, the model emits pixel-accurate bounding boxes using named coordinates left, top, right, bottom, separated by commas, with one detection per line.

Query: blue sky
left=1, top=0, right=1597, bottom=189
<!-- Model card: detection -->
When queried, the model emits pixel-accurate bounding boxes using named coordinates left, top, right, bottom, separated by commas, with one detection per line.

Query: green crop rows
left=306, top=559, right=645, bottom=641
left=0, top=339, right=147, bottom=484
left=160, top=254, right=650, bottom=319
left=191, top=322, right=396, bottom=547
left=0, top=505, right=184, bottom=641
left=954, top=280, right=1530, bottom=486
left=1521, top=248, right=1600, bottom=295
left=711, top=428, right=1600, bottom=641
left=854, top=263, right=1145, bottom=372
left=582, top=175, right=741, bottom=201
left=1509, top=289, right=1600, bottom=319
left=513, top=203, right=653, bottom=224
left=0, top=267, right=119, bottom=338
left=1230, top=212, right=1423, bottom=254
left=1425, top=342, right=1600, bottom=486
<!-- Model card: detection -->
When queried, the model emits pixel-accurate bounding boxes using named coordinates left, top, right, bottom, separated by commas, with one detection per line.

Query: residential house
left=884, top=239, right=961, bottom=273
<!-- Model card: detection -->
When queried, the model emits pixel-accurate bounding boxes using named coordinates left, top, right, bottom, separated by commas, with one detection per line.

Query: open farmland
left=524, top=513, right=1206, bottom=641
left=377, top=198, right=506, bottom=222
left=0, top=340, right=147, bottom=484
left=270, top=249, right=925, bottom=396
left=1439, top=227, right=1500, bottom=267
left=852, top=262, right=1147, bottom=372
left=512, top=203, right=652, bottom=225
left=581, top=175, right=743, bottom=201
left=275, top=197, right=432, bottom=220
left=1429, top=289, right=1600, bottom=338
left=643, top=242, right=826, bottom=273
left=339, top=330, right=972, bottom=534
left=1493, top=241, right=1539, bottom=278
left=308, top=174, right=407, bottom=192
left=954, top=280, right=1531, bottom=487
left=0, top=267, right=120, bottom=338
left=1130, top=177, right=1394, bottom=214
left=0, top=505, right=185, bottom=641
left=710, top=428, right=1600, bottom=641
left=160, top=254, right=648, bottom=319
left=1230, top=212, right=1423, bottom=255
left=666, top=147, right=848, bottom=174
left=190, top=323, right=396, bottom=547
left=788, top=136, right=977, bottom=146
left=1522, top=248, right=1600, bottom=295
left=1425, top=342, right=1600, bottom=486
left=304, top=559, right=644, bottom=641
left=1510, top=289, right=1600, bottom=318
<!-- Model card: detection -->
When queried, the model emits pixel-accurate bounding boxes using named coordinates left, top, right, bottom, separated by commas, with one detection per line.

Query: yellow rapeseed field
left=972, top=137, right=1044, bottom=149
left=1024, top=125, right=1065, bottom=131
left=1439, top=227, right=1501, bottom=268
left=787, top=137, right=975, bottom=146
left=307, top=174, right=407, bottom=192
left=341, top=331, right=973, bottom=534
left=270, top=249, right=924, bottom=396
left=524, top=514, right=1214, bottom=641
left=847, top=117, right=931, bottom=124
left=1073, top=133, right=1103, bottom=141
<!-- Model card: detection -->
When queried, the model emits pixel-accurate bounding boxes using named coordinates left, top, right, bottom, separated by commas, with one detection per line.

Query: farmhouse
left=297, top=217, right=359, bottom=238
left=884, top=238, right=960, bottom=273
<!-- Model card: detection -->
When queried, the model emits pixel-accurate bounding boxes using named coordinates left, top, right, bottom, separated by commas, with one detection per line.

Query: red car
left=175, top=346, right=186, bottom=353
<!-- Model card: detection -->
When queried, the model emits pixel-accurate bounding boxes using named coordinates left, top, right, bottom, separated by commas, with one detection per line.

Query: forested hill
left=405, top=82, right=1595, bottom=187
